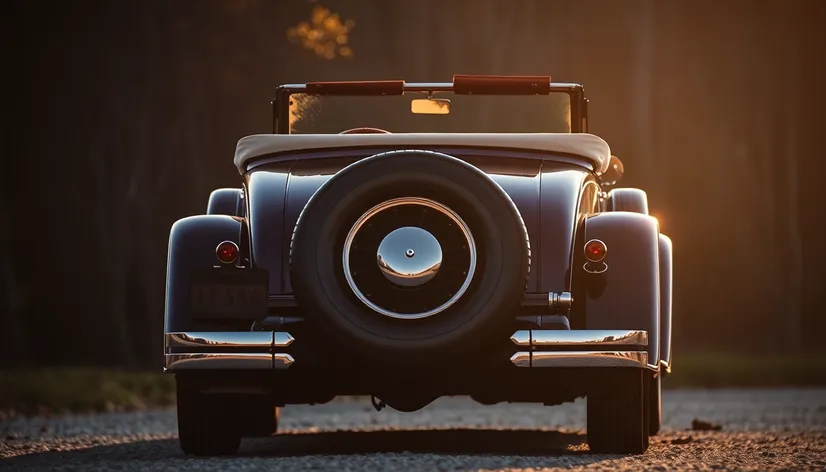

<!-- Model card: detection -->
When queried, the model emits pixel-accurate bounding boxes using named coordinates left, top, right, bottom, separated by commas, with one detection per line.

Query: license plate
left=190, top=267, right=268, bottom=317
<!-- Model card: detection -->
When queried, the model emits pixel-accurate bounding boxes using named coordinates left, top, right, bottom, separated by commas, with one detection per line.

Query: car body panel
left=164, top=215, right=244, bottom=333
left=207, top=188, right=244, bottom=217
left=658, top=233, right=674, bottom=370
left=582, top=212, right=661, bottom=366
left=246, top=168, right=290, bottom=294
left=234, top=132, right=611, bottom=173
left=244, top=149, right=592, bottom=295
left=538, top=169, right=597, bottom=293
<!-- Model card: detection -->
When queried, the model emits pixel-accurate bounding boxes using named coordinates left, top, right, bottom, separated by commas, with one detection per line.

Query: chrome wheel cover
left=342, top=197, right=477, bottom=320
left=377, top=226, right=443, bottom=287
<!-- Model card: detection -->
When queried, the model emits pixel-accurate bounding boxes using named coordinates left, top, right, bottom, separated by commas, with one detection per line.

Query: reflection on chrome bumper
left=509, top=329, right=653, bottom=370
left=510, top=329, right=648, bottom=347
left=165, top=353, right=295, bottom=370
left=165, top=331, right=294, bottom=349
left=510, top=351, right=649, bottom=368
left=163, top=332, right=294, bottom=371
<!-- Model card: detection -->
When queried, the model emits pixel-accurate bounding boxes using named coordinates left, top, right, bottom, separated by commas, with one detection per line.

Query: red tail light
left=584, top=239, right=607, bottom=262
left=216, top=241, right=239, bottom=265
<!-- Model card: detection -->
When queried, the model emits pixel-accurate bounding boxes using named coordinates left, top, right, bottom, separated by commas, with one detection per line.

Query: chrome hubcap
left=342, top=197, right=476, bottom=320
left=377, top=226, right=442, bottom=287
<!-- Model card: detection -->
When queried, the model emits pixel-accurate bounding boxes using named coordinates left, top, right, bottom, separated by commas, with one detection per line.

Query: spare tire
left=289, top=150, right=530, bottom=365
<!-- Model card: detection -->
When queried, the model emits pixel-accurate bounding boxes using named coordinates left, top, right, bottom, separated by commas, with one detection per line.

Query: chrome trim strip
left=510, top=329, right=647, bottom=347
left=274, top=332, right=295, bottom=348
left=532, top=351, right=648, bottom=368
left=660, top=359, right=671, bottom=375
left=164, top=332, right=296, bottom=371
left=274, top=353, right=295, bottom=369
left=510, top=330, right=531, bottom=347
left=583, top=261, right=608, bottom=274
left=165, top=353, right=274, bottom=370
left=165, top=332, right=273, bottom=349
left=510, top=352, right=531, bottom=367
left=164, top=352, right=295, bottom=371
left=510, top=351, right=649, bottom=369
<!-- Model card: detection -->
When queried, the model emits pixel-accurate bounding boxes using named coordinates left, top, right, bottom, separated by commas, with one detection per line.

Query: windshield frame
left=271, top=81, right=589, bottom=135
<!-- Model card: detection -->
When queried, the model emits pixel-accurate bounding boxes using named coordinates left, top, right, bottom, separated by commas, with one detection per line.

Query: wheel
left=176, top=377, right=241, bottom=456
left=587, top=369, right=650, bottom=454
left=649, top=373, right=662, bottom=435
left=289, top=150, right=530, bottom=365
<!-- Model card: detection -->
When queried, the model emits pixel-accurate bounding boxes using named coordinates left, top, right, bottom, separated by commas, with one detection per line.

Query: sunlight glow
left=287, top=5, right=355, bottom=59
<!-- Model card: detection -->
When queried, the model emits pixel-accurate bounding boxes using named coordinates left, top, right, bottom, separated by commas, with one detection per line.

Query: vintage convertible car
left=163, top=75, right=673, bottom=455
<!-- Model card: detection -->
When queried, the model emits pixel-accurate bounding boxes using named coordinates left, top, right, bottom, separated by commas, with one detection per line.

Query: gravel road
left=2, top=389, right=825, bottom=471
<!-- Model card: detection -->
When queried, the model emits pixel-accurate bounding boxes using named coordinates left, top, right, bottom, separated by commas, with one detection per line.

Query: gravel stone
left=1, top=388, right=825, bottom=471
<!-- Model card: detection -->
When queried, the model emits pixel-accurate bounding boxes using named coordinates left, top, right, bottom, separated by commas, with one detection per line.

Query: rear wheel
left=587, top=369, right=650, bottom=454
left=176, top=377, right=241, bottom=456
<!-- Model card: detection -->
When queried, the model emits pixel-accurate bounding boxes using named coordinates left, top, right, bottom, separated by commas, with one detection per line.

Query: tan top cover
left=234, top=133, right=611, bottom=174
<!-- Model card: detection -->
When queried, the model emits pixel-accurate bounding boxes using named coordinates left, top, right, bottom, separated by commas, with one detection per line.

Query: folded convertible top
left=234, top=133, right=611, bottom=174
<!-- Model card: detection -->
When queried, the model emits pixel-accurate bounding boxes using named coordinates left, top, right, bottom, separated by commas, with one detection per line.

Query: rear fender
left=658, top=233, right=673, bottom=371
left=207, top=188, right=244, bottom=217
left=581, top=212, right=660, bottom=367
left=606, top=188, right=649, bottom=214
left=164, top=215, right=244, bottom=332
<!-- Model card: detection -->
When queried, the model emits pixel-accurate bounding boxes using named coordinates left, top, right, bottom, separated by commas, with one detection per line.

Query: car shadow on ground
left=244, top=428, right=592, bottom=457
left=2, top=428, right=626, bottom=469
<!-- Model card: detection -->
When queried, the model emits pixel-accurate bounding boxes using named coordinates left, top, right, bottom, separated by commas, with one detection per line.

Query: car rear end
left=163, top=77, right=668, bottom=456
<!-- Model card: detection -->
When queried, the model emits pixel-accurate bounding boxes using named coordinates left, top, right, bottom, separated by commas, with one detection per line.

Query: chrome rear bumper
left=164, top=332, right=295, bottom=371
left=163, top=329, right=652, bottom=372
left=509, top=329, right=653, bottom=370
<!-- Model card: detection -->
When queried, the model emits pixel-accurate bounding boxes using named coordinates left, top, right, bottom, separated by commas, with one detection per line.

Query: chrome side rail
left=509, top=329, right=653, bottom=370
left=164, top=332, right=295, bottom=371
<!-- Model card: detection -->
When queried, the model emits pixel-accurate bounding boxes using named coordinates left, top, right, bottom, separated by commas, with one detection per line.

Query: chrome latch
left=548, top=292, right=573, bottom=315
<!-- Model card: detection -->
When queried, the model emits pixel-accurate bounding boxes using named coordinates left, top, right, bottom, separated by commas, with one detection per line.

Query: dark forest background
left=3, top=0, right=826, bottom=369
